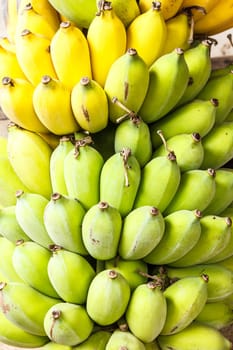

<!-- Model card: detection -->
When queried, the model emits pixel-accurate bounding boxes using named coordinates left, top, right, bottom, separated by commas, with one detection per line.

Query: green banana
left=81, top=201, right=122, bottom=260
left=105, top=329, right=146, bottom=350
left=225, top=108, right=233, bottom=122
left=0, top=281, right=60, bottom=336
left=152, top=132, right=204, bottom=172
left=144, top=340, right=161, bottom=350
left=118, top=206, right=165, bottom=260
left=200, top=121, right=233, bottom=169
left=73, top=330, right=112, bottom=349
left=161, top=275, right=208, bottom=335
left=104, top=48, right=150, bottom=123
left=165, top=264, right=233, bottom=302
left=100, top=147, right=141, bottom=217
left=91, top=121, right=116, bottom=161
left=210, top=63, right=233, bottom=79
left=170, top=215, right=232, bottom=267
left=150, top=98, right=217, bottom=149
left=0, top=310, right=49, bottom=348
left=12, top=240, right=59, bottom=298
left=139, top=48, right=189, bottom=123
left=0, top=237, right=23, bottom=283
left=125, top=281, right=167, bottom=343
left=157, top=321, right=232, bottom=350
left=15, top=190, right=53, bottom=248
left=195, top=301, right=233, bottom=330
left=164, top=168, right=216, bottom=215
left=39, top=342, right=72, bottom=350
left=47, top=245, right=95, bottom=304
left=86, top=269, right=131, bottom=326
left=43, top=302, right=94, bottom=346
left=64, top=135, right=104, bottom=210
left=114, top=108, right=152, bottom=167
left=43, top=193, right=87, bottom=255
left=0, top=205, right=31, bottom=243
left=143, top=209, right=202, bottom=265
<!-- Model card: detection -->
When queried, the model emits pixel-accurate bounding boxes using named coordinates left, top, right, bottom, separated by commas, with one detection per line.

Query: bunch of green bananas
left=1, top=0, right=233, bottom=349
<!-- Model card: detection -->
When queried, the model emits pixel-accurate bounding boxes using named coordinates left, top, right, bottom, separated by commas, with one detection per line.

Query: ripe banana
left=195, top=301, right=233, bottom=330
left=139, top=0, right=184, bottom=20
left=105, top=329, right=146, bottom=350
left=50, top=21, right=92, bottom=90
left=126, top=1, right=167, bottom=66
left=144, top=209, right=202, bottom=265
left=139, top=48, right=189, bottom=123
left=0, top=236, right=23, bottom=283
left=99, top=0, right=140, bottom=27
left=0, top=40, right=27, bottom=80
left=87, top=1, right=126, bottom=87
left=104, top=48, right=149, bottom=124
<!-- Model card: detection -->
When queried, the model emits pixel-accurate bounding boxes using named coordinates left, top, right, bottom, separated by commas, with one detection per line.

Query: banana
left=0, top=41, right=27, bottom=80
left=143, top=209, right=202, bottom=265
left=139, top=0, right=184, bottom=20
left=43, top=193, right=87, bottom=255
left=99, top=0, right=140, bottom=27
left=170, top=215, right=232, bottom=267
left=0, top=205, right=31, bottom=243
left=0, top=281, right=60, bottom=336
left=105, top=329, right=146, bottom=350
left=0, top=236, right=23, bottom=283
left=38, top=131, right=60, bottom=149
left=71, top=77, right=108, bottom=133
left=164, top=168, right=216, bottom=215
left=126, top=1, right=167, bottom=66
left=125, top=281, right=167, bottom=343
left=86, top=269, right=131, bottom=326
left=50, top=21, right=92, bottom=90
left=4, top=0, right=19, bottom=44
left=153, top=132, right=204, bottom=172
left=7, top=123, right=53, bottom=198
left=64, top=135, right=104, bottom=210
left=118, top=206, right=165, bottom=260
left=99, top=147, right=141, bottom=217
left=225, top=108, right=233, bottom=122
left=15, top=29, right=58, bottom=86
left=91, top=121, right=116, bottom=161
left=197, top=71, right=233, bottom=125
left=161, top=275, right=208, bottom=335
left=165, top=264, right=233, bottom=302
left=157, top=321, right=232, bottom=350
left=50, top=135, right=75, bottom=196
left=195, top=301, right=233, bottom=330
left=104, top=48, right=149, bottom=124
left=180, top=0, right=219, bottom=21
left=139, top=48, right=189, bottom=123
left=210, top=63, right=233, bottom=79
left=33, top=75, right=80, bottom=135
left=73, top=330, right=111, bottom=349
left=15, top=190, right=53, bottom=248
left=150, top=98, right=217, bottom=148
left=200, top=122, right=233, bottom=169
left=0, top=309, right=49, bottom=348
left=81, top=201, right=122, bottom=260
left=38, top=342, right=72, bottom=350
left=0, top=76, right=49, bottom=133
left=87, top=1, right=126, bottom=87
left=47, top=245, right=95, bottom=304
left=43, top=302, right=94, bottom=346
left=144, top=340, right=161, bottom=350
left=175, top=39, right=213, bottom=107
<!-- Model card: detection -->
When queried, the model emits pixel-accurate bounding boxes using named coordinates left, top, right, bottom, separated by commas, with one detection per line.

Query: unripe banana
left=0, top=76, right=49, bottom=133
left=158, top=321, right=232, bottom=350
left=39, top=342, right=72, bottom=350
left=0, top=237, right=23, bottom=283
left=139, top=48, right=189, bottom=124
left=73, top=330, right=112, bottom=349
left=15, top=190, right=53, bottom=248
left=0, top=41, right=27, bottom=80
left=225, top=108, right=233, bottom=122
left=105, top=329, right=146, bottom=350
left=81, top=201, right=122, bottom=260
left=50, top=21, right=92, bottom=90
left=195, top=301, right=233, bottom=330
left=47, top=246, right=95, bottom=304
left=144, top=340, right=161, bottom=350
left=104, top=48, right=150, bottom=123
left=64, top=135, right=104, bottom=210
left=43, top=302, right=94, bottom=346
left=161, top=275, right=208, bottom=335
left=99, top=147, right=141, bottom=217
left=126, top=281, right=167, bottom=343
left=150, top=98, right=218, bottom=149
left=153, top=132, right=204, bottom=172
left=118, top=206, right=165, bottom=260
left=86, top=269, right=131, bottom=325
left=15, top=29, right=58, bottom=86
left=200, top=121, right=233, bottom=169
left=0, top=281, right=60, bottom=336
left=126, top=1, right=167, bottom=66
left=71, top=76, right=108, bottom=133
left=144, top=209, right=202, bottom=265
left=164, top=168, right=216, bottom=215
left=7, top=123, right=53, bottom=198
left=210, top=63, right=233, bottom=79
left=87, top=1, right=126, bottom=87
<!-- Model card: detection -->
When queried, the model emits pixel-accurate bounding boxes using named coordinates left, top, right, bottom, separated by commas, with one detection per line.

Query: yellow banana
left=195, top=301, right=233, bottom=330
left=139, top=0, right=184, bottom=20
left=127, top=1, right=167, bottom=66
left=38, top=131, right=61, bottom=149
left=87, top=1, right=127, bottom=87
left=0, top=76, right=49, bottom=133
left=99, top=0, right=140, bottom=27
left=33, top=75, right=80, bottom=135
left=0, top=41, right=27, bottom=80
left=180, top=0, right=219, bottom=21
left=5, top=0, right=18, bottom=44
left=50, top=21, right=92, bottom=90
